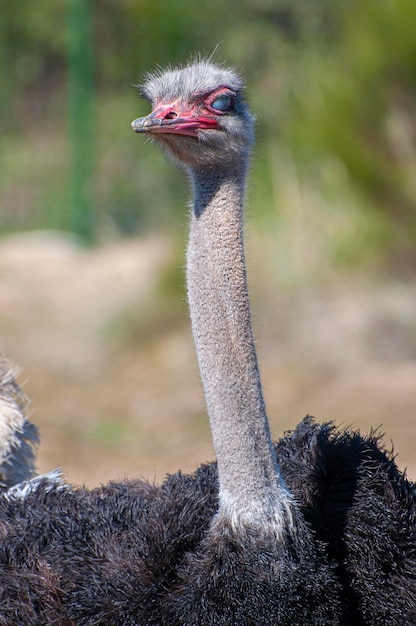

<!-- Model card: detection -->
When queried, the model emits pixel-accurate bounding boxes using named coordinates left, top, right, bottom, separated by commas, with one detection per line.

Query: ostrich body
left=0, top=357, right=38, bottom=490
left=0, top=60, right=415, bottom=625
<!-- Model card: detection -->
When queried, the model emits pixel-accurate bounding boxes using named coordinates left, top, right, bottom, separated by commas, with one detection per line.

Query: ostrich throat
left=187, top=165, right=292, bottom=535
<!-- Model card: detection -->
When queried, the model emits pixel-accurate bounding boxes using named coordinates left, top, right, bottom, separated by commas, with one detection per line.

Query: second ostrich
left=0, top=59, right=415, bottom=625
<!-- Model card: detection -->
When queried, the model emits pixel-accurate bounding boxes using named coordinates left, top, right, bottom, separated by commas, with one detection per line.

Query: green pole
left=0, top=22, right=11, bottom=135
left=67, top=0, right=94, bottom=241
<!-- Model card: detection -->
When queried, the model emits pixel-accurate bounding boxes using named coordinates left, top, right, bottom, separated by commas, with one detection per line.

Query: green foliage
left=0, top=0, right=415, bottom=271
left=81, top=419, right=134, bottom=449
left=289, top=0, right=416, bottom=265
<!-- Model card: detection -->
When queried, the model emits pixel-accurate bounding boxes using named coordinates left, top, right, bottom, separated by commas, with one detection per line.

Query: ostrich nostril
left=164, top=111, right=178, bottom=120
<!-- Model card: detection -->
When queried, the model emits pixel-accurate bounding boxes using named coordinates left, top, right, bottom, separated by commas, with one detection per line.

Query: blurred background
left=1, top=0, right=415, bottom=486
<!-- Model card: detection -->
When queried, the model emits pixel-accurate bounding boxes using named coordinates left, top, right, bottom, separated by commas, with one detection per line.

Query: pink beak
left=131, top=102, right=219, bottom=137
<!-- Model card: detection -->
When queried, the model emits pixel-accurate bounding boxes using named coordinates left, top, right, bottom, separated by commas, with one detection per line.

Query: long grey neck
left=187, top=165, right=294, bottom=536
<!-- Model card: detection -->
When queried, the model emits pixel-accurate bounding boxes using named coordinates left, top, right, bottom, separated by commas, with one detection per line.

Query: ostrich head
left=131, top=60, right=254, bottom=170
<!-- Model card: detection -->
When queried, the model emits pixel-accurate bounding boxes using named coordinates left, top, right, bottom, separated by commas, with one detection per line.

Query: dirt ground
left=1, top=231, right=415, bottom=486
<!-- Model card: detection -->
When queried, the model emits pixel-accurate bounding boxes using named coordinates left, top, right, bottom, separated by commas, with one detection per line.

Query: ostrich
left=0, top=59, right=415, bottom=625
left=0, top=356, right=38, bottom=490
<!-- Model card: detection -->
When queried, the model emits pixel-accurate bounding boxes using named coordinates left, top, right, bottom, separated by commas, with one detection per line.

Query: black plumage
left=0, top=419, right=415, bottom=624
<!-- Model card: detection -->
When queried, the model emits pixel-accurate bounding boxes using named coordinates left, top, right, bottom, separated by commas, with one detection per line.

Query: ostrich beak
left=131, top=103, right=219, bottom=137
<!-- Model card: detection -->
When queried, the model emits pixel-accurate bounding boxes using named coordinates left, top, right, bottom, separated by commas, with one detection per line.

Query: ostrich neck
left=187, top=165, right=293, bottom=535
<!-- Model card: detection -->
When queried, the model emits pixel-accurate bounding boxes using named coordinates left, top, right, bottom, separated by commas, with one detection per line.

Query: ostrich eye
left=211, top=94, right=235, bottom=112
